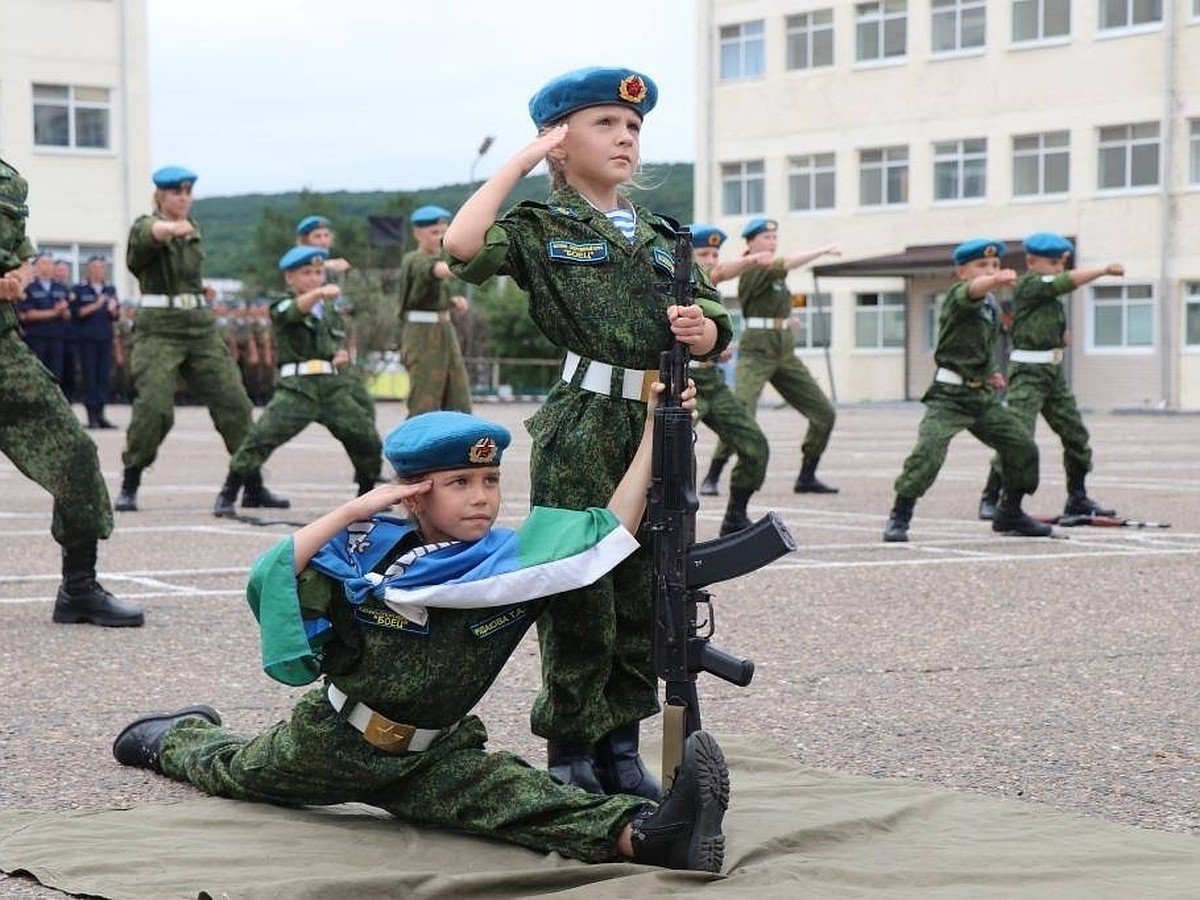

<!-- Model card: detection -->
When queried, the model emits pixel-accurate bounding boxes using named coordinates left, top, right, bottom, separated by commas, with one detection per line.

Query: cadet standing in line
left=444, top=66, right=732, bottom=800
left=397, top=205, right=472, bottom=416
left=0, top=155, right=143, bottom=626
left=700, top=218, right=843, bottom=496
left=16, top=250, right=71, bottom=381
left=976, top=232, right=1123, bottom=520
left=883, top=239, right=1051, bottom=543
left=115, top=166, right=288, bottom=513
left=70, top=254, right=120, bottom=429
left=214, top=246, right=382, bottom=515
left=688, top=224, right=772, bottom=536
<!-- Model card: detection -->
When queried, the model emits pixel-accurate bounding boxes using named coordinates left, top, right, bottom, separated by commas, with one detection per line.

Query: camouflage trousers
left=693, top=365, right=768, bottom=491
left=122, top=308, right=253, bottom=470
left=990, top=362, right=1092, bottom=486
left=895, top=383, right=1039, bottom=499
left=402, top=321, right=471, bottom=416
left=161, top=690, right=644, bottom=862
left=229, top=373, right=382, bottom=483
left=526, top=386, right=659, bottom=743
left=0, top=329, right=112, bottom=546
left=342, top=362, right=378, bottom=423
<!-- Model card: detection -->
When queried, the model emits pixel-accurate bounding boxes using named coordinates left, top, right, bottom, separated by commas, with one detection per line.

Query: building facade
left=695, top=0, right=1199, bottom=410
left=0, top=0, right=150, bottom=294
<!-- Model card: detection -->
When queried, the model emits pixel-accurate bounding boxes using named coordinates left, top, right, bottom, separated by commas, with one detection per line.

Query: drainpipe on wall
left=118, top=0, right=133, bottom=298
left=1158, top=2, right=1177, bottom=409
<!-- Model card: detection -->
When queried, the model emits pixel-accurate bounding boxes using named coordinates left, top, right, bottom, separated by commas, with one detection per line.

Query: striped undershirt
left=606, top=207, right=636, bottom=243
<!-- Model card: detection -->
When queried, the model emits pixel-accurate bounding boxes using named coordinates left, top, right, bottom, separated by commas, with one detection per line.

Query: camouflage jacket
left=270, top=295, right=347, bottom=366
left=933, top=280, right=1000, bottom=383
left=0, top=157, right=35, bottom=333
left=126, top=213, right=205, bottom=294
left=1010, top=270, right=1074, bottom=351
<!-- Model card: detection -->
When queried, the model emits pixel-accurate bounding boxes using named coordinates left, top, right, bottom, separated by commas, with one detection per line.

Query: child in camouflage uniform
left=113, top=387, right=731, bottom=874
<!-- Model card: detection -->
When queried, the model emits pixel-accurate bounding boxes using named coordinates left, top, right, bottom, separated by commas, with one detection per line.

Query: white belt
left=743, top=316, right=789, bottom=330
left=1010, top=348, right=1064, bottom=365
left=327, top=683, right=445, bottom=753
left=934, top=367, right=983, bottom=388
left=138, top=293, right=205, bottom=309
left=279, top=359, right=335, bottom=377
left=405, top=310, right=449, bottom=323
left=561, top=350, right=654, bottom=402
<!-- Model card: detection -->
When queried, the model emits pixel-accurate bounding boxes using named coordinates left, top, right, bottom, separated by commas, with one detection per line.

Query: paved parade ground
left=1, top=399, right=1198, bottom=894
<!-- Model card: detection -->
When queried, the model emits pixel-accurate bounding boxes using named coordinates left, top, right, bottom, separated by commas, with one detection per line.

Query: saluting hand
left=516, top=123, right=569, bottom=176
left=352, top=481, right=432, bottom=519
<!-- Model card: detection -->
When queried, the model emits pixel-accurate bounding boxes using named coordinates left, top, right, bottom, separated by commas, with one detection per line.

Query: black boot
left=595, top=722, right=661, bottom=800
left=794, top=456, right=838, bottom=494
left=992, top=492, right=1052, bottom=537
left=95, top=409, right=117, bottom=429
left=718, top=488, right=753, bottom=537
left=241, top=470, right=290, bottom=509
left=112, top=705, right=222, bottom=773
left=699, top=457, right=727, bottom=497
left=628, top=731, right=728, bottom=873
left=978, top=469, right=1001, bottom=520
left=113, top=466, right=141, bottom=512
left=1063, top=474, right=1115, bottom=517
left=213, top=472, right=243, bottom=518
left=53, top=543, right=144, bottom=627
left=547, top=741, right=606, bottom=795
left=85, top=409, right=99, bottom=430
left=883, top=495, right=915, bottom=543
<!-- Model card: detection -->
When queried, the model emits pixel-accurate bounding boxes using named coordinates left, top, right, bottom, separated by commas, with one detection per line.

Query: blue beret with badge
left=528, top=66, right=658, bottom=128
left=295, top=215, right=332, bottom=236
left=741, top=217, right=778, bottom=240
left=1023, top=231, right=1073, bottom=259
left=689, top=224, right=727, bottom=249
left=384, top=411, right=512, bottom=477
left=952, top=238, right=1007, bottom=266
left=411, top=205, right=453, bottom=227
left=278, top=246, right=329, bottom=271
left=152, top=165, right=198, bottom=189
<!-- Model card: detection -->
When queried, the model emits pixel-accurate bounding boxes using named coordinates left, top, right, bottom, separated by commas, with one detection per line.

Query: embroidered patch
left=354, top=605, right=429, bottom=634
left=469, top=606, right=528, bottom=640
left=547, top=239, right=609, bottom=264
left=549, top=205, right=579, bottom=219
left=651, top=246, right=675, bottom=275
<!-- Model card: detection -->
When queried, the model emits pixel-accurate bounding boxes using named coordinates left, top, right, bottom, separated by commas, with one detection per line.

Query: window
left=719, top=21, right=766, bottom=80
left=855, top=293, right=906, bottom=348
left=1097, top=122, right=1160, bottom=190
left=788, top=153, right=836, bottom=212
left=1012, top=0, right=1070, bottom=41
left=859, top=146, right=908, bottom=206
left=34, top=242, right=115, bottom=283
left=1186, top=284, right=1200, bottom=347
left=721, top=161, right=765, bottom=215
left=932, top=0, right=985, bottom=53
left=33, top=84, right=111, bottom=150
left=1090, top=284, right=1153, bottom=349
left=1190, top=121, right=1200, bottom=184
left=856, top=1, right=907, bottom=62
left=793, top=294, right=833, bottom=349
left=786, top=9, right=834, bottom=69
left=1098, top=0, right=1162, bottom=30
left=1013, top=131, right=1069, bottom=196
left=934, top=138, right=987, bottom=201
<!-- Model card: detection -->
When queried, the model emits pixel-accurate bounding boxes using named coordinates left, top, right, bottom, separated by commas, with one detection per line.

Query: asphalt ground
left=1, top=397, right=1198, bottom=895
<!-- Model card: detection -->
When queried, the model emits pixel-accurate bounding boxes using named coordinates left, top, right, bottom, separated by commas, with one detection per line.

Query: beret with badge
left=278, top=246, right=329, bottom=271
left=411, top=205, right=453, bottom=228
left=689, top=224, right=727, bottom=249
left=385, top=411, right=511, bottom=477
left=952, top=238, right=1007, bottom=266
left=1023, top=231, right=1073, bottom=259
left=741, top=217, right=778, bottom=240
left=152, top=165, right=198, bottom=189
left=529, top=66, right=658, bottom=129
left=295, top=215, right=332, bottom=237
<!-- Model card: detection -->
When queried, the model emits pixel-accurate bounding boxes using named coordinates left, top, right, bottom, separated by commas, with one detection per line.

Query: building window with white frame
left=786, top=9, right=834, bottom=69
left=1090, top=284, right=1154, bottom=349
left=933, top=138, right=987, bottom=201
left=788, top=153, right=836, bottom=212
left=859, top=146, right=908, bottom=206
left=1186, top=283, right=1200, bottom=347
left=855, top=292, right=906, bottom=348
left=932, top=0, right=985, bottom=54
left=1190, top=120, right=1200, bottom=184
left=1012, top=0, right=1070, bottom=42
left=719, top=21, right=766, bottom=80
left=1013, top=130, right=1069, bottom=196
left=1097, top=122, right=1160, bottom=191
left=856, top=1, right=907, bottom=63
left=721, top=161, right=766, bottom=216
left=33, top=84, right=111, bottom=150
left=1098, top=0, right=1162, bottom=31
left=793, top=294, right=833, bottom=349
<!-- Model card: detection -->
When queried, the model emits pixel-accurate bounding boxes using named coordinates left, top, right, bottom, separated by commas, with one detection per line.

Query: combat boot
left=629, top=730, right=728, bottom=873
left=595, top=722, right=661, bottom=800
left=241, top=470, right=290, bottom=509
left=793, top=456, right=838, bottom=494
left=718, top=488, right=753, bottom=537
left=213, top=472, right=243, bottom=518
left=53, top=543, right=144, bottom=627
left=113, top=466, right=141, bottom=512
left=992, top=492, right=1052, bottom=537
left=978, top=469, right=1001, bottom=520
left=112, top=705, right=222, bottom=773
left=1064, top=492, right=1116, bottom=517
left=547, top=741, right=605, bottom=795
left=699, top=457, right=727, bottom=497
left=883, top=495, right=915, bottom=543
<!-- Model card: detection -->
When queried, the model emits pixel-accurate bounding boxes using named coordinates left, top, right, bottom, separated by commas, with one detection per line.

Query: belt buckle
left=966, top=379, right=983, bottom=389
left=1050, top=348, right=1064, bottom=364
left=302, top=359, right=325, bottom=375
left=363, top=712, right=416, bottom=753
left=638, top=369, right=657, bottom=403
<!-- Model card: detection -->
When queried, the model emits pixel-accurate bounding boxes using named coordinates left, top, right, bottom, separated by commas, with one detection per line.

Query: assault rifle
left=648, top=229, right=797, bottom=790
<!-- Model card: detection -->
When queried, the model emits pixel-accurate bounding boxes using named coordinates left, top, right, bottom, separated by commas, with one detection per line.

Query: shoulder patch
left=651, top=246, right=675, bottom=275
left=1040, top=275, right=1057, bottom=283
left=275, top=298, right=293, bottom=313
left=549, top=205, right=579, bottom=219
left=546, top=239, right=609, bottom=264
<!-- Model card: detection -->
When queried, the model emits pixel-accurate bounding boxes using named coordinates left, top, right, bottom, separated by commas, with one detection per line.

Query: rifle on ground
left=1038, top=513, right=1171, bottom=529
left=648, top=229, right=797, bottom=791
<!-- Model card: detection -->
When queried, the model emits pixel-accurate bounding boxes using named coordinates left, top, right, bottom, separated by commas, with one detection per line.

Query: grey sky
left=147, top=0, right=697, bottom=198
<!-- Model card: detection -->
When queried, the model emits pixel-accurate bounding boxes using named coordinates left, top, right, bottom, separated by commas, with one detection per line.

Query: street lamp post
left=464, top=136, right=495, bottom=387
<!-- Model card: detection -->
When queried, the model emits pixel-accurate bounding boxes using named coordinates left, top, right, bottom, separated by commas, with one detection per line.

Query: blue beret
left=152, top=165, right=198, bottom=189
left=278, top=246, right=329, bottom=271
left=528, top=66, right=658, bottom=128
left=741, top=217, right=778, bottom=240
left=952, top=238, right=1007, bottom=266
left=689, top=225, right=727, bottom=249
left=1023, top=232, right=1073, bottom=258
left=384, top=411, right=511, bottom=477
left=411, top=205, right=452, bottom=227
left=295, top=215, right=332, bottom=236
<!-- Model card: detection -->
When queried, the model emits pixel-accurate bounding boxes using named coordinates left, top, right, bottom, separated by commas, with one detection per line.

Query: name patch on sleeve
left=547, top=240, right=609, bottom=265
left=469, top=606, right=528, bottom=640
